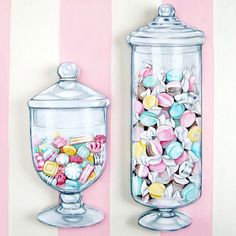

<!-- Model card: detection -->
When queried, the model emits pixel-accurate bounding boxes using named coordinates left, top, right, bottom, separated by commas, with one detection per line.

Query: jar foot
left=37, top=193, right=104, bottom=228
left=138, top=209, right=191, bottom=231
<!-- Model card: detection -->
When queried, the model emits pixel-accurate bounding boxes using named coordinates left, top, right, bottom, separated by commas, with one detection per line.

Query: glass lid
left=28, top=62, right=110, bottom=109
left=127, top=4, right=205, bottom=46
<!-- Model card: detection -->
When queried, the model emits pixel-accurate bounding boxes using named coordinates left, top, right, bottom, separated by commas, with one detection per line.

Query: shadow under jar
left=127, top=4, right=205, bottom=231
left=28, top=62, right=109, bottom=228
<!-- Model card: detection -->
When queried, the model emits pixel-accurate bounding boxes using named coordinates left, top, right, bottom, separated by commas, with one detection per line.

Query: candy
left=136, top=164, right=149, bottom=178
left=78, top=163, right=95, bottom=184
left=69, top=155, right=83, bottom=164
left=63, top=145, right=77, bottom=156
left=188, top=126, right=201, bottom=142
left=65, top=163, right=82, bottom=180
left=93, top=153, right=104, bottom=165
left=169, top=102, right=185, bottom=119
left=174, top=151, right=188, bottom=165
left=34, top=153, right=44, bottom=171
left=77, top=145, right=90, bottom=158
left=148, top=182, right=165, bottom=199
left=68, top=136, right=93, bottom=145
left=166, top=70, right=183, bottom=82
left=55, top=172, right=66, bottom=186
left=139, top=66, right=152, bottom=78
left=87, top=153, right=94, bottom=164
left=139, top=111, right=158, bottom=127
left=179, top=161, right=193, bottom=178
left=43, top=148, right=58, bottom=161
left=134, top=100, right=144, bottom=115
left=133, top=123, right=144, bottom=142
left=191, top=142, right=201, bottom=158
left=56, top=153, right=69, bottom=165
left=142, top=76, right=158, bottom=88
left=146, top=140, right=163, bottom=156
left=65, top=179, right=81, bottom=190
left=86, top=141, right=102, bottom=153
left=132, top=176, right=142, bottom=196
left=143, top=95, right=158, bottom=110
left=94, top=135, right=107, bottom=144
left=179, top=111, right=196, bottom=128
left=88, top=171, right=96, bottom=180
left=149, top=161, right=166, bottom=173
left=181, top=183, right=199, bottom=202
left=52, top=136, right=67, bottom=148
left=39, top=143, right=51, bottom=154
left=166, top=141, right=184, bottom=159
left=157, top=93, right=174, bottom=108
left=166, top=81, right=182, bottom=96
left=43, top=161, right=59, bottom=177
left=136, top=84, right=146, bottom=100
left=133, top=141, right=146, bottom=158
left=156, top=125, right=175, bottom=142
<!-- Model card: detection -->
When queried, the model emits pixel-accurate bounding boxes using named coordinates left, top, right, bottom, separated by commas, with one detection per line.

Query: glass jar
left=127, top=4, right=205, bottom=231
left=28, top=62, right=109, bottom=227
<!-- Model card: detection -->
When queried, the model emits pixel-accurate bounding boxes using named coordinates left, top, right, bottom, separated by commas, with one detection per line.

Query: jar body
left=30, top=107, right=108, bottom=194
left=131, top=45, right=202, bottom=209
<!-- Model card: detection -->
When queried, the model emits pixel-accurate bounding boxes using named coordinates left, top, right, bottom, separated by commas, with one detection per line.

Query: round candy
left=166, top=70, right=183, bottom=82
left=139, top=67, right=152, bottom=78
left=169, top=102, right=185, bottom=119
left=134, top=100, right=144, bottom=115
left=63, top=145, right=77, bottom=156
left=175, top=151, right=188, bottom=165
left=188, top=126, right=201, bottom=142
left=166, top=141, right=184, bottom=159
left=140, top=111, right=158, bottom=127
left=148, top=182, right=165, bottom=199
left=55, top=172, right=66, bottom=186
left=191, top=142, right=201, bottom=158
left=133, top=141, right=146, bottom=158
left=157, top=93, right=174, bottom=108
left=132, top=176, right=142, bottom=196
left=181, top=183, right=199, bottom=202
left=149, top=161, right=166, bottom=173
left=65, top=163, right=82, bottom=180
left=132, top=123, right=144, bottom=142
left=136, top=84, right=146, bottom=100
left=94, top=134, right=107, bottom=144
left=143, top=95, right=158, bottom=110
left=56, top=153, right=69, bottom=165
left=77, top=145, right=90, bottom=158
left=166, top=81, right=182, bottom=96
left=179, top=111, right=196, bottom=128
left=156, top=125, right=175, bottom=142
left=136, top=164, right=149, bottom=178
left=142, top=76, right=157, bottom=88
left=146, top=140, right=163, bottom=156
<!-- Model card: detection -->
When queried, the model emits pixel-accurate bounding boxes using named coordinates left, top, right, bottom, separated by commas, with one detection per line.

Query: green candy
left=142, top=76, right=157, bottom=88
left=139, top=111, right=157, bottom=127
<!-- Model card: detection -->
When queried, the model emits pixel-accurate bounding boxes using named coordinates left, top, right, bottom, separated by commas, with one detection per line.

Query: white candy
left=174, top=174, right=189, bottom=185
left=56, top=153, right=69, bottom=165
left=65, top=163, right=82, bottom=180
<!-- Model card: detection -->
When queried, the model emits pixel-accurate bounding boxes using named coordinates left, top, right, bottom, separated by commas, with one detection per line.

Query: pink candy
left=87, top=141, right=102, bottom=153
left=175, top=151, right=188, bottom=165
left=94, top=135, right=107, bottom=144
left=136, top=164, right=149, bottom=178
left=179, top=111, right=196, bottom=128
left=134, top=100, right=144, bottom=115
left=147, top=140, right=163, bottom=156
left=189, top=76, right=197, bottom=92
left=139, top=67, right=152, bottom=78
left=157, top=93, right=174, bottom=108
left=149, top=161, right=166, bottom=173
left=156, top=125, right=175, bottom=142
left=52, top=136, right=67, bottom=148
left=78, top=163, right=94, bottom=184
left=34, top=153, right=44, bottom=171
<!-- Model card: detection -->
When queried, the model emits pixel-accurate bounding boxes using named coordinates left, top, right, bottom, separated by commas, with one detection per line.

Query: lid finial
left=158, top=4, right=175, bottom=17
left=57, top=62, right=80, bottom=80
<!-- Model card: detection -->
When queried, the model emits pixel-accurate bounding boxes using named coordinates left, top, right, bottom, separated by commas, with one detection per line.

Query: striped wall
left=0, top=0, right=234, bottom=235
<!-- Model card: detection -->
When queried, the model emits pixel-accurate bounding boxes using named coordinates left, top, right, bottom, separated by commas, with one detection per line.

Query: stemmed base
left=37, top=193, right=104, bottom=228
left=138, top=209, right=191, bottom=231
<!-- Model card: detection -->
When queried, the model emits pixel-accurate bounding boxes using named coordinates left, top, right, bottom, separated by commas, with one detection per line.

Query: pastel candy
left=142, top=76, right=157, bottom=88
left=143, top=95, right=158, bottom=110
left=157, top=93, right=174, bottom=108
left=69, top=155, right=83, bottom=164
left=69, top=136, right=94, bottom=145
left=86, top=141, right=102, bottom=153
left=188, top=126, right=201, bottom=142
left=136, top=84, right=146, bottom=100
left=43, top=161, right=59, bottom=177
left=52, top=136, right=67, bottom=148
left=166, top=141, right=184, bottom=159
left=86, top=153, right=94, bottom=164
left=175, top=151, right=188, bottom=165
left=179, top=161, right=193, bottom=178
left=149, top=161, right=166, bottom=173
left=94, top=134, right=107, bottom=144
left=63, top=145, right=77, bottom=156
left=134, top=100, right=144, bottom=115
left=181, top=183, right=199, bottom=202
left=179, top=111, right=196, bottom=128
left=166, top=81, right=182, bottom=96
left=78, top=163, right=95, bottom=184
left=77, top=145, right=90, bottom=158
left=139, top=67, right=152, bottom=78
left=146, top=140, right=163, bottom=156
left=132, top=176, right=142, bottom=196
left=43, top=148, right=58, bottom=161
left=132, top=123, right=144, bottom=142
left=133, top=141, right=146, bottom=158
left=55, top=172, right=66, bottom=186
left=93, top=153, right=104, bottom=165
left=191, top=142, right=201, bottom=158
left=166, top=70, right=183, bottom=82
left=160, top=136, right=177, bottom=148
left=169, top=102, right=185, bottom=119
left=148, top=182, right=165, bottom=199
left=156, top=125, right=175, bottom=142
left=39, top=143, right=51, bottom=154
left=189, top=76, right=197, bottom=92
left=140, top=111, right=158, bottom=127
left=136, top=164, right=149, bottom=178
left=65, top=179, right=81, bottom=190
left=56, top=153, right=69, bottom=165
left=65, top=163, right=82, bottom=180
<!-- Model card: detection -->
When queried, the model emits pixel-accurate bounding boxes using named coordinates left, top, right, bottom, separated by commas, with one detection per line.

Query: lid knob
left=57, top=62, right=80, bottom=80
left=158, top=4, right=175, bottom=17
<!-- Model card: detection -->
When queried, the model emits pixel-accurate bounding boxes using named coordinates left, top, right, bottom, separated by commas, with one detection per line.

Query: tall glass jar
left=127, top=4, right=205, bottom=231
left=28, top=62, right=109, bottom=227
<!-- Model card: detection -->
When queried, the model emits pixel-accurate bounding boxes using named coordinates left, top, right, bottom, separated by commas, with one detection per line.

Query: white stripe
left=111, top=0, right=161, bottom=235
left=213, top=0, right=236, bottom=235
left=9, top=1, right=59, bottom=235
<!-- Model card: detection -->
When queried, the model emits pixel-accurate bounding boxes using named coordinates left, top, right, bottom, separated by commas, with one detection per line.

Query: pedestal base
left=37, top=204, right=104, bottom=228
left=138, top=209, right=191, bottom=231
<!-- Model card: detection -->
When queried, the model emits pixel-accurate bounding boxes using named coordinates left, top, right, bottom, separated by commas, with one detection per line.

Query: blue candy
left=65, top=180, right=81, bottom=190
left=191, top=142, right=201, bottom=158
left=139, top=111, right=158, bottom=127
left=166, top=70, right=183, bottom=82
left=166, top=141, right=184, bottom=159
left=132, top=176, right=142, bottom=196
left=77, top=145, right=90, bottom=158
left=169, top=102, right=185, bottom=119
left=181, top=183, right=199, bottom=202
left=142, top=76, right=158, bottom=88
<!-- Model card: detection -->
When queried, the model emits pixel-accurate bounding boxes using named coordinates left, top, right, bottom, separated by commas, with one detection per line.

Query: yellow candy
left=87, top=153, right=94, bottom=164
left=63, top=145, right=77, bottom=156
left=188, top=126, right=201, bottom=142
left=88, top=171, right=96, bottom=180
left=148, top=182, right=165, bottom=199
left=43, top=161, right=59, bottom=177
left=133, top=141, right=146, bottom=158
left=143, top=95, right=158, bottom=110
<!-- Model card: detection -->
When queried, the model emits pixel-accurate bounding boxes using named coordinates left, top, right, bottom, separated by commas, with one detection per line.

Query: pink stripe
left=161, top=1, right=213, bottom=236
left=0, top=0, right=10, bottom=235
left=59, top=1, right=111, bottom=236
